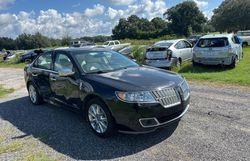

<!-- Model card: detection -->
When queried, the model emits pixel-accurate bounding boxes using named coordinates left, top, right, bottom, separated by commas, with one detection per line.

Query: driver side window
left=54, top=52, right=74, bottom=73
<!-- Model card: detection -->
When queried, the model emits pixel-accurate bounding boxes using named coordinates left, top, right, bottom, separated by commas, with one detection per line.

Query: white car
left=102, top=40, right=130, bottom=51
left=193, top=34, right=243, bottom=68
left=145, top=39, right=193, bottom=68
left=236, top=30, right=250, bottom=47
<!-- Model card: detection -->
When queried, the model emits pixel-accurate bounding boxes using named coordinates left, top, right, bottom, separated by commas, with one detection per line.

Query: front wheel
left=28, top=83, right=43, bottom=105
left=86, top=98, right=116, bottom=137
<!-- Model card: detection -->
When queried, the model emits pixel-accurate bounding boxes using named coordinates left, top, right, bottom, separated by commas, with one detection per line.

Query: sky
left=0, top=0, right=223, bottom=39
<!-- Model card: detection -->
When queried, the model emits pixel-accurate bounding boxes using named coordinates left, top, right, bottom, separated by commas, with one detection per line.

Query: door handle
left=32, top=73, right=38, bottom=77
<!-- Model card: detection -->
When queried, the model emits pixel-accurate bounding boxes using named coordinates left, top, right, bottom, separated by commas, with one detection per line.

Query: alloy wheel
left=88, top=104, right=108, bottom=134
left=29, top=84, right=37, bottom=103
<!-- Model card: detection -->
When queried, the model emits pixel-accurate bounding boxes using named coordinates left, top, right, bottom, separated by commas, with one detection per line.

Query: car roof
left=201, top=34, right=233, bottom=39
left=156, top=39, right=184, bottom=44
left=55, top=47, right=112, bottom=53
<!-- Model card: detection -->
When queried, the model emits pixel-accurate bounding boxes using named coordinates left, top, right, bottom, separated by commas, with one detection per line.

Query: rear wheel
left=242, top=42, right=248, bottom=47
left=86, top=98, right=116, bottom=137
left=176, top=58, right=182, bottom=70
left=28, top=83, right=43, bottom=105
left=230, top=56, right=238, bottom=68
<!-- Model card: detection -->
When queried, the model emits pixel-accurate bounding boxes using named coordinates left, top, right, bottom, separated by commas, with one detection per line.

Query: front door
left=49, top=51, right=80, bottom=108
left=31, top=51, right=54, bottom=99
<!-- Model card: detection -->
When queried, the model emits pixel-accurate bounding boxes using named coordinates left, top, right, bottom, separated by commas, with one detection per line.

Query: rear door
left=183, top=40, right=193, bottom=60
left=31, top=51, right=54, bottom=99
left=49, top=51, right=80, bottom=108
left=175, top=41, right=189, bottom=60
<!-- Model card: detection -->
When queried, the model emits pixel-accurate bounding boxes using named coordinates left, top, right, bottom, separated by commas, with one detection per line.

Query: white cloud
left=107, top=0, right=167, bottom=20
left=193, top=0, right=208, bottom=9
left=84, top=4, right=105, bottom=17
left=108, top=0, right=135, bottom=6
left=0, top=0, right=15, bottom=10
left=0, top=0, right=169, bottom=38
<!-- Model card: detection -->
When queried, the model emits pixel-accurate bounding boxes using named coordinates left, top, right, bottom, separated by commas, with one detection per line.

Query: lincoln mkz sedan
left=24, top=48, right=190, bottom=137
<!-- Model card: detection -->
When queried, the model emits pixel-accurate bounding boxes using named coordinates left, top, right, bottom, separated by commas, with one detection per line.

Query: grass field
left=177, top=47, right=250, bottom=86
left=0, top=85, right=14, bottom=98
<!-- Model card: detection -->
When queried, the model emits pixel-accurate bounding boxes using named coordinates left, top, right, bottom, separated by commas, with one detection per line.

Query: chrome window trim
left=32, top=67, right=59, bottom=74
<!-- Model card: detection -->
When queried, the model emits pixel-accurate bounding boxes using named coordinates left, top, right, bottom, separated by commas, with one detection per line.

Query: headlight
left=116, top=91, right=156, bottom=103
left=179, top=79, right=190, bottom=101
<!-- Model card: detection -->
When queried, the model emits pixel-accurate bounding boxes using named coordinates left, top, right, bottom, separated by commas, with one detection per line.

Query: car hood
left=85, top=66, right=183, bottom=91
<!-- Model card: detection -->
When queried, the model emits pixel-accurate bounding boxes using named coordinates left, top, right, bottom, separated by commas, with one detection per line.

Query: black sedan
left=24, top=48, right=190, bottom=137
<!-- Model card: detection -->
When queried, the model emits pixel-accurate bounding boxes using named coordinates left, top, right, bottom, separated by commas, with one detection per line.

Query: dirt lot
left=0, top=68, right=249, bottom=161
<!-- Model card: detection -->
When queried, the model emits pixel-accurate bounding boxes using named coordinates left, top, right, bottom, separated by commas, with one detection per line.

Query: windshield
left=73, top=51, right=139, bottom=73
left=103, top=42, right=109, bottom=45
left=197, top=38, right=229, bottom=48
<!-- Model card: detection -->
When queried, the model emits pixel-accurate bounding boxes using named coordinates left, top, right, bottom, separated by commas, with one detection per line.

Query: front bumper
left=108, top=96, right=190, bottom=134
left=145, top=58, right=176, bottom=68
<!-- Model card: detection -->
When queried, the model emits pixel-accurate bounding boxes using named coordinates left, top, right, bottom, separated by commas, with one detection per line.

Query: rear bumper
left=145, top=58, right=176, bottom=68
left=193, top=57, right=232, bottom=65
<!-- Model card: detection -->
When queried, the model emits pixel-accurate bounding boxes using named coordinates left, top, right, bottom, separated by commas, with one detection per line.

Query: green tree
left=164, top=1, right=207, bottom=36
left=112, top=15, right=168, bottom=39
left=211, top=0, right=250, bottom=32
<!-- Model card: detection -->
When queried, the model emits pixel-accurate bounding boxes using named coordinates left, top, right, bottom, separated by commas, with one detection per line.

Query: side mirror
left=59, top=71, right=75, bottom=77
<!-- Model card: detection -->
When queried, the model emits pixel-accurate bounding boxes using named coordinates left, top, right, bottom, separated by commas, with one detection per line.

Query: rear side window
left=33, top=52, right=52, bottom=70
left=197, top=38, right=229, bottom=48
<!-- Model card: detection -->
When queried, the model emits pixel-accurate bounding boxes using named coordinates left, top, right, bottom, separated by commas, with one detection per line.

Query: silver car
left=145, top=39, right=193, bottom=68
left=193, top=34, right=243, bottom=68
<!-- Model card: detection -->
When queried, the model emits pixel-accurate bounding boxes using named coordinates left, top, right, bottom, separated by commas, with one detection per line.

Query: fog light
left=139, top=118, right=159, bottom=127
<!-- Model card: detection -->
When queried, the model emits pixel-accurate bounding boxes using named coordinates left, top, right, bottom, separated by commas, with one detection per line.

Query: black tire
left=28, top=82, right=43, bottom=105
left=230, top=56, right=238, bottom=68
left=242, top=42, right=248, bottom=47
left=176, top=59, right=182, bottom=70
left=85, top=98, right=116, bottom=137
left=192, top=60, right=198, bottom=67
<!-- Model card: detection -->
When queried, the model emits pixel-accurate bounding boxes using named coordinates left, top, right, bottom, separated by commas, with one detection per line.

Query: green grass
left=0, top=85, right=14, bottom=98
left=0, top=140, right=24, bottom=154
left=0, top=62, right=26, bottom=68
left=177, top=47, right=250, bottom=86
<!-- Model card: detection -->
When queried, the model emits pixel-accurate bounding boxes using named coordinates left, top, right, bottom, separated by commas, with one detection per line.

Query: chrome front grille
left=152, top=88, right=181, bottom=108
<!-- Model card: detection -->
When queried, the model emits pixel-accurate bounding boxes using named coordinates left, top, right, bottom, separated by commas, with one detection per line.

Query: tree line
left=0, top=33, right=111, bottom=50
left=113, top=0, right=250, bottom=39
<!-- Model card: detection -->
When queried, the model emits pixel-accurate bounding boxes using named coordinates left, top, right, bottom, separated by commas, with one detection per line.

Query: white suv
left=237, top=30, right=250, bottom=47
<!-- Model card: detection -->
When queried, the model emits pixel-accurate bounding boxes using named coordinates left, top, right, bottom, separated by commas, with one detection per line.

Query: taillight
left=228, top=45, right=233, bottom=53
left=167, top=50, right=172, bottom=60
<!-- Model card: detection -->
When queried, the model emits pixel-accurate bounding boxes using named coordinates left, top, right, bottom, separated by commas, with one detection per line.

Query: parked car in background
left=70, top=41, right=96, bottom=48
left=102, top=40, right=130, bottom=51
left=118, top=45, right=146, bottom=59
left=20, top=49, right=44, bottom=62
left=24, top=48, right=190, bottom=137
left=187, top=35, right=202, bottom=46
left=236, top=30, right=250, bottom=47
left=193, top=34, right=243, bottom=68
left=145, top=39, right=193, bottom=68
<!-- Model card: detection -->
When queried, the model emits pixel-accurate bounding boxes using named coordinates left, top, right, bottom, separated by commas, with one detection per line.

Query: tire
left=192, top=60, right=198, bottom=67
left=28, top=82, right=43, bottom=105
left=230, top=56, right=238, bottom=68
left=86, top=98, right=116, bottom=137
left=176, top=59, right=182, bottom=70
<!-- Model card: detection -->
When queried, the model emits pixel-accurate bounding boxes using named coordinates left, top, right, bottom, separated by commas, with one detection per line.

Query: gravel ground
left=0, top=68, right=249, bottom=161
